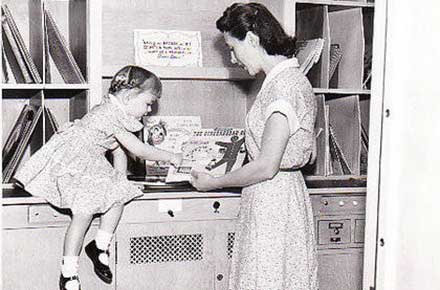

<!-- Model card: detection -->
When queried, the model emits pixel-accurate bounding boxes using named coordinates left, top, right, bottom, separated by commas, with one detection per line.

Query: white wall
left=376, top=0, right=440, bottom=289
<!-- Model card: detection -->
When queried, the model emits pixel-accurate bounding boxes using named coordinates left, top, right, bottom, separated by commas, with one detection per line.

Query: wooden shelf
left=313, top=88, right=371, bottom=94
left=296, top=0, right=375, bottom=8
left=1, top=84, right=44, bottom=90
left=43, top=84, right=90, bottom=90
left=102, top=65, right=254, bottom=81
left=1, top=84, right=90, bottom=90
left=305, top=175, right=367, bottom=188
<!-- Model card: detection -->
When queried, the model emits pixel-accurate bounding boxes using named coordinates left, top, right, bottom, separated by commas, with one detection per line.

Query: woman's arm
left=191, top=112, right=290, bottom=191
left=114, top=132, right=181, bottom=165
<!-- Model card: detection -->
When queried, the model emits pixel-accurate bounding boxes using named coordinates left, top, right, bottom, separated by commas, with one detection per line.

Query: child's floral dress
left=14, top=100, right=144, bottom=215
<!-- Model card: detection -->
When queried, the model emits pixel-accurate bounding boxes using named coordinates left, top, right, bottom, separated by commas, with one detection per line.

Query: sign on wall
left=134, top=29, right=203, bottom=67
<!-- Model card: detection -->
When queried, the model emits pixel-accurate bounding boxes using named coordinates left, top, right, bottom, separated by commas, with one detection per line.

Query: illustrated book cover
left=143, top=116, right=202, bottom=178
left=166, top=128, right=246, bottom=183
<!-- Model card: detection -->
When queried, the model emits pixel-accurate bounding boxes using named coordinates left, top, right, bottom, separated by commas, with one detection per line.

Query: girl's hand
left=190, top=171, right=219, bottom=192
left=169, top=153, right=183, bottom=168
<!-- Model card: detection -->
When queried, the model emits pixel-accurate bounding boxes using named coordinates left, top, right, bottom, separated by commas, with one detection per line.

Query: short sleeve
left=103, top=102, right=143, bottom=135
left=264, top=99, right=300, bottom=136
left=114, top=113, right=144, bottom=133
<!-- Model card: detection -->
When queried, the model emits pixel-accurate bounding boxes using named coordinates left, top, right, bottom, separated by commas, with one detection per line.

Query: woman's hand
left=190, top=171, right=219, bottom=192
left=169, top=153, right=183, bottom=168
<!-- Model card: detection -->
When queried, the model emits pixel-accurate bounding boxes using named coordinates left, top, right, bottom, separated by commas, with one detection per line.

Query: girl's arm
left=115, top=132, right=181, bottom=165
left=191, top=112, right=290, bottom=191
left=112, top=146, right=128, bottom=174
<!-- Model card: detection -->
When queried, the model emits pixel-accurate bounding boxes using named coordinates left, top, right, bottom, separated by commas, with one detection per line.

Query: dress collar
left=260, top=57, right=300, bottom=92
left=108, top=94, right=127, bottom=113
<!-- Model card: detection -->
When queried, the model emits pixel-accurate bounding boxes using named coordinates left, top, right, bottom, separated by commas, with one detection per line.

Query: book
left=143, top=116, right=202, bottom=178
left=1, top=17, right=33, bottom=83
left=363, top=42, right=373, bottom=89
left=309, top=94, right=327, bottom=176
left=328, top=124, right=352, bottom=175
left=2, top=45, right=10, bottom=83
left=360, top=124, right=369, bottom=174
left=326, top=95, right=362, bottom=175
left=44, top=15, right=51, bottom=83
left=166, top=128, right=246, bottom=183
left=2, top=5, right=42, bottom=83
left=2, top=105, right=33, bottom=170
left=44, top=107, right=59, bottom=140
left=295, top=38, right=325, bottom=75
left=324, top=104, right=331, bottom=176
left=44, top=8, right=85, bottom=84
left=329, top=43, right=343, bottom=80
left=3, top=105, right=43, bottom=183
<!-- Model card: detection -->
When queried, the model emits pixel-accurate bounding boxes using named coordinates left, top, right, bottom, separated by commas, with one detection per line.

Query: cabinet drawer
left=28, top=205, right=70, bottom=224
left=122, top=197, right=241, bottom=224
left=318, top=219, right=351, bottom=245
left=311, top=195, right=366, bottom=215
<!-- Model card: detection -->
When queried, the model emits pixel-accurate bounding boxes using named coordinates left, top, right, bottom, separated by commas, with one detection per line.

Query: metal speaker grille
left=130, top=234, right=204, bottom=264
left=227, top=232, right=235, bottom=259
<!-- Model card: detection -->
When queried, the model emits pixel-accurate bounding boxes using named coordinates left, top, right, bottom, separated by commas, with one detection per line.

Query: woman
left=190, top=3, right=318, bottom=290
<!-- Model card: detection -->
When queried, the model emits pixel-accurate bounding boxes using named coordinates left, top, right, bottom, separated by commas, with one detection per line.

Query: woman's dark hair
left=109, top=65, right=162, bottom=97
left=216, top=3, right=296, bottom=58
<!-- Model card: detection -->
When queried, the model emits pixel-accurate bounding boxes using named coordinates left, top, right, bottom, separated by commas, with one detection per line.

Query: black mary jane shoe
left=59, top=274, right=81, bottom=290
left=85, top=240, right=113, bottom=284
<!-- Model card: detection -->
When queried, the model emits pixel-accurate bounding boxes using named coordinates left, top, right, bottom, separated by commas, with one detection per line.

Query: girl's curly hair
left=109, top=65, right=162, bottom=98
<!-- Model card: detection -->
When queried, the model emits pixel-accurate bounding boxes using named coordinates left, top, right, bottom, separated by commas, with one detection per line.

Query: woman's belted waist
left=279, top=168, right=300, bottom=172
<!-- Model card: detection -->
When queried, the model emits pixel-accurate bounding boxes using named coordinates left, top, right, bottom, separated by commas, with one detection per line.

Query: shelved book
left=166, top=128, right=246, bottom=183
left=306, top=95, right=367, bottom=177
left=44, top=8, right=85, bottom=84
left=2, top=105, right=59, bottom=183
left=329, top=43, right=343, bottom=80
left=1, top=5, right=41, bottom=84
left=2, top=105, right=42, bottom=183
left=143, top=116, right=202, bottom=179
left=295, top=38, right=325, bottom=75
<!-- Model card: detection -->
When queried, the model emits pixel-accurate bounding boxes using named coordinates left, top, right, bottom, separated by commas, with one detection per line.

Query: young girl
left=14, top=65, right=182, bottom=290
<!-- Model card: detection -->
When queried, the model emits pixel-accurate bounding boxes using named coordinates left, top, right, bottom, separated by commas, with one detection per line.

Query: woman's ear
left=245, top=31, right=260, bottom=48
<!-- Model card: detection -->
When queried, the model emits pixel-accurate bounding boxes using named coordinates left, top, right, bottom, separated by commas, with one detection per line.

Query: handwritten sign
left=134, top=29, right=202, bottom=67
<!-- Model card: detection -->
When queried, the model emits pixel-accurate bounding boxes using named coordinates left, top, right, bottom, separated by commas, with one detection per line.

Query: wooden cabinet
left=318, top=249, right=364, bottom=290
left=311, top=194, right=366, bottom=290
left=2, top=191, right=365, bottom=290
left=114, top=195, right=240, bottom=290
left=115, top=222, right=216, bottom=290
left=2, top=206, right=115, bottom=290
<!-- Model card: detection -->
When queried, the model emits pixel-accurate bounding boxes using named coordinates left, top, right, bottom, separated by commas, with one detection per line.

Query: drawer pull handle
left=329, top=222, right=343, bottom=229
left=213, top=201, right=220, bottom=213
left=330, top=237, right=341, bottom=243
left=167, top=210, right=174, bottom=217
left=217, top=274, right=224, bottom=281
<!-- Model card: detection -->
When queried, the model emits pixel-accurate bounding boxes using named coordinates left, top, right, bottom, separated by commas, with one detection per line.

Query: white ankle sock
left=65, top=280, right=80, bottom=290
left=95, top=229, right=113, bottom=266
left=95, top=229, right=113, bottom=250
left=61, top=256, right=80, bottom=290
left=61, top=256, right=79, bottom=277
